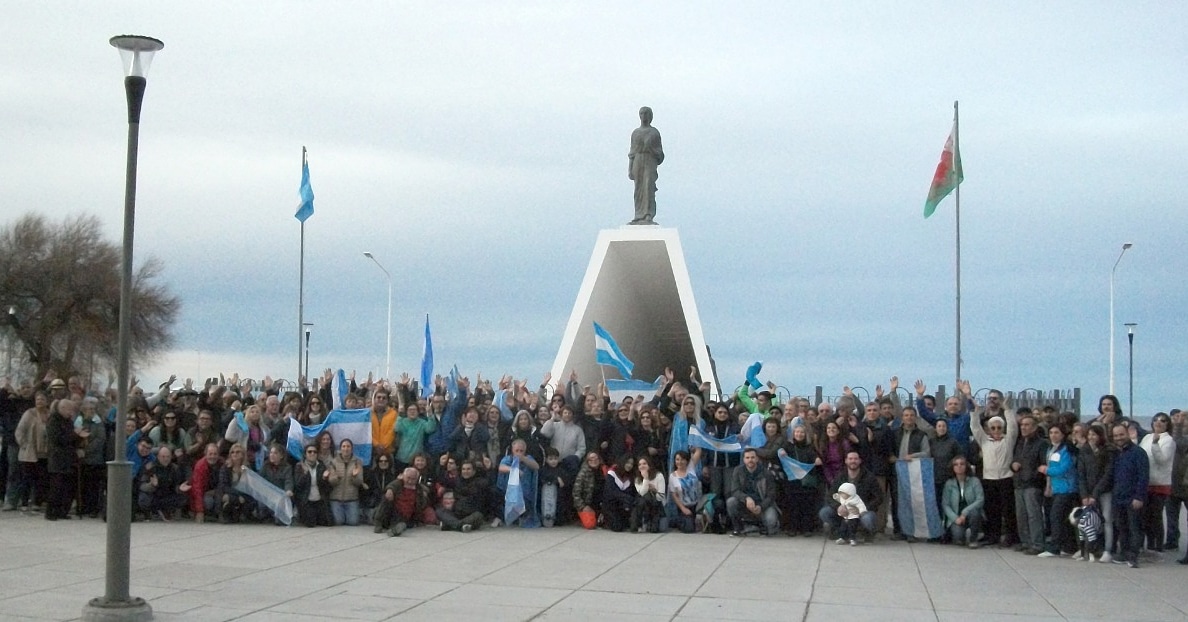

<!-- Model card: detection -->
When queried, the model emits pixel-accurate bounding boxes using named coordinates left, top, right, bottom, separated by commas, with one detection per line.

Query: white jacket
left=1140, top=432, right=1175, bottom=487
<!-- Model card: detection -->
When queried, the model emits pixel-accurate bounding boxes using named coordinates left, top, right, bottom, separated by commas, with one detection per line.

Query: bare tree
left=0, top=213, right=180, bottom=379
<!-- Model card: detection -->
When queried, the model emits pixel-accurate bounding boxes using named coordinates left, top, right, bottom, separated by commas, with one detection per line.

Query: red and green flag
left=924, top=118, right=963, bottom=218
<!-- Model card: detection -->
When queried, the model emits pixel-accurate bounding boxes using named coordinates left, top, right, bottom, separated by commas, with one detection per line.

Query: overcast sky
left=2, top=3, right=1186, bottom=416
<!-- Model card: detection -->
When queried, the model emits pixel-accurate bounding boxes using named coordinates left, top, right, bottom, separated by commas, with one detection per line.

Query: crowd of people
left=1, top=368, right=1185, bottom=570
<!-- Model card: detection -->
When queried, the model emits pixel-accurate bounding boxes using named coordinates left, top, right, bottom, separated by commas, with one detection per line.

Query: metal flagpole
left=953, top=100, right=962, bottom=385
left=298, top=146, right=306, bottom=382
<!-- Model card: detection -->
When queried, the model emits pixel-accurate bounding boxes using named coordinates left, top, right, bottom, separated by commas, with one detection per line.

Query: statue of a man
left=628, top=106, right=664, bottom=225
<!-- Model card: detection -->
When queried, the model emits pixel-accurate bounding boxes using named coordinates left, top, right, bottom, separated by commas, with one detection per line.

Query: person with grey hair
left=75, top=397, right=108, bottom=517
left=45, top=399, right=88, bottom=520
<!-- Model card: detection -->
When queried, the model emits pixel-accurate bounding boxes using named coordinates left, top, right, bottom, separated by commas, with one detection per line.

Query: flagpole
left=298, top=146, right=307, bottom=383
left=953, top=101, right=962, bottom=385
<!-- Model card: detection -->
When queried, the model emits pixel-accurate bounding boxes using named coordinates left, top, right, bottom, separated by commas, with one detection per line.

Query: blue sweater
left=1111, top=442, right=1149, bottom=505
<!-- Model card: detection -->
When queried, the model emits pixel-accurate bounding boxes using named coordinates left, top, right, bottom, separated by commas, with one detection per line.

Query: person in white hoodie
left=833, top=482, right=867, bottom=546
left=1139, top=412, right=1175, bottom=551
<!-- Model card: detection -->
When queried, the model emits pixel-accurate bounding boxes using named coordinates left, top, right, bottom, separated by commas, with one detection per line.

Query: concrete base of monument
left=81, top=596, right=153, bottom=622
left=550, top=226, right=717, bottom=397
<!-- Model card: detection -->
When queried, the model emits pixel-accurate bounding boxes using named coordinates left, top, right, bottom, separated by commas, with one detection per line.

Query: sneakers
left=1127, top=560, right=1139, bottom=569
left=1071, top=551, right=1084, bottom=561
left=1036, top=551, right=1056, bottom=558
left=1110, top=557, right=1127, bottom=565
left=835, top=538, right=847, bottom=545
left=156, top=510, right=170, bottom=523
left=373, top=523, right=384, bottom=534
left=388, top=522, right=406, bottom=537
left=490, top=518, right=502, bottom=528
left=968, top=541, right=982, bottom=549
left=1099, top=551, right=1113, bottom=564
left=849, top=539, right=858, bottom=547
left=461, top=524, right=473, bottom=533
left=730, top=530, right=743, bottom=537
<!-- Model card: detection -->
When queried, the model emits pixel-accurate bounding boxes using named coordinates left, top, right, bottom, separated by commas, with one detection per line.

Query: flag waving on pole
left=593, top=322, right=633, bottom=379
left=923, top=110, right=963, bottom=218
left=295, top=147, right=315, bottom=222
left=420, top=314, right=433, bottom=398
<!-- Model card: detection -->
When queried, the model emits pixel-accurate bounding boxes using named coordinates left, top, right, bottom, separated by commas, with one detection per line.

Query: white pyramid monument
left=550, top=225, right=717, bottom=396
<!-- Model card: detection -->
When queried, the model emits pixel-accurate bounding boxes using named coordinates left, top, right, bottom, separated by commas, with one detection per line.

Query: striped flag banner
left=896, top=457, right=943, bottom=539
left=687, top=425, right=743, bottom=453
left=234, top=467, right=294, bottom=526
left=287, top=408, right=373, bottom=465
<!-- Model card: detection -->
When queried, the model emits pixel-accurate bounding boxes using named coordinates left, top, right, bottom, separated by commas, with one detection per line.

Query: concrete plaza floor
left=0, top=511, right=1185, bottom=621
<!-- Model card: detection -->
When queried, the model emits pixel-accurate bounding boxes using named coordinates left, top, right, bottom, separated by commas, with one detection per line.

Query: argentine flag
left=593, top=322, right=633, bottom=380
left=776, top=449, right=815, bottom=481
left=738, top=411, right=767, bottom=448
left=687, top=426, right=743, bottom=454
left=896, top=457, right=944, bottom=539
left=234, top=468, right=294, bottom=526
left=287, top=408, right=373, bottom=465
left=331, top=369, right=349, bottom=411
left=294, top=153, right=314, bottom=223
left=504, top=457, right=526, bottom=526
left=420, top=315, right=433, bottom=398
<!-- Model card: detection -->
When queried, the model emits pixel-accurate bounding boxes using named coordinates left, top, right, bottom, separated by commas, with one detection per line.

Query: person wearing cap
left=1011, top=413, right=1047, bottom=554
left=970, top=389, right=1018, bottom=548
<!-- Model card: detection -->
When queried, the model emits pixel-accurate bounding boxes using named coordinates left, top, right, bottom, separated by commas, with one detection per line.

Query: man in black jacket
left=728, top=448, right=779, bottom=536
left=819, top=450, right=883, bottom=540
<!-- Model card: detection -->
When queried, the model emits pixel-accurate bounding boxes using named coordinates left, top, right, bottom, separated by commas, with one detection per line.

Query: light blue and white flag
left=445, top=363, right=460, bottom=397
left=420, top=315, right=433, bottom=398
left=287, top=408, right=373, bottom=464
left=234, top=467, right=294, bottom=526
left=687, top=425, right=743, bottom=454
left=777, top=449, right=815, bottom=481
left=593, top=322, right=633, bottom=380
left=744, top=361, right=763, bottom=391
left=738, top=411, right=767, bottom=448
left=896, top=457, right=944, bottom=539
left=504, top=457, right=525, bottom=526
left=331, top=369, right=349, bottom=411
left=294, top=150, right=314, bottom=223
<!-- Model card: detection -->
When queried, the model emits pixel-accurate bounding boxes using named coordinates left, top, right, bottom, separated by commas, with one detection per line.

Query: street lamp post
left=363, top=252, right=392, bottom=380
left=1109, top=242, right=1133, bottom=394
left=303, top=322, right=314, bottom=382
left=83, top=34, right=163, bottom=622
left=1125, top=323, right=1136, bottom=418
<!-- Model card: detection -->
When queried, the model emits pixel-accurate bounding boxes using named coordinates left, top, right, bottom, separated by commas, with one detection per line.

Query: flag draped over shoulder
left=420, top=315, right=433, bottom=398
left=295, top=151, right=315, bottom=222
left=896, top=458, right=944, bottom=539
left=234, top=468, right=294, bottom=526
left=593, top=322, right=633, bottom=379
left=924, top=116, right=962, bottom=218
left=687, top=426, right=743, bottom=454
left=287, top=408, right=372, bottom=464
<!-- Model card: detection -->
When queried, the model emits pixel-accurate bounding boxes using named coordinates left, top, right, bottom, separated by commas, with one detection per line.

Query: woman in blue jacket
left=1038, top=425, right=1078, bottom=557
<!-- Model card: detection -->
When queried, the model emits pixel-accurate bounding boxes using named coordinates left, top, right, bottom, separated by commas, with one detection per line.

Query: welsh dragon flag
left=924, top=117, right=963, bottom=218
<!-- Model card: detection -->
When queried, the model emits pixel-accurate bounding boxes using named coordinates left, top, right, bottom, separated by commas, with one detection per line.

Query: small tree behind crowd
left=0, top=212, right=180, bottom=380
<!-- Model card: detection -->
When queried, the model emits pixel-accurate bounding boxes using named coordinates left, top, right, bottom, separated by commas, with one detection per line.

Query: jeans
left=2, top=442, right=21, bottom=507
left=1143, top=492, right=1167, bottom=550
left=1015, top=487, right=1045, bottom=551
left=949, top=513, right=984, bottom=544
left=983, top=477, right=1014, bottom=543
left=1046, top=493, right=1078, bottom=555
left=1097, top=492, right=1115, bottom=553
left=1166, top=494, right=1184, bottom=549
left=727, top=497, right=779, bottom=535
left=1115, top=501, right=1144, bottom=564
left=818, top=506, right=878, bottom=536
left=331, top=500, right=360, bottom=526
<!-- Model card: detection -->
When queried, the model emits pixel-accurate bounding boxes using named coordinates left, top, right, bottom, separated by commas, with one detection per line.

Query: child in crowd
left=833, top=482, right=867, bottom=546
left=538, top=447, right=569, bottom=526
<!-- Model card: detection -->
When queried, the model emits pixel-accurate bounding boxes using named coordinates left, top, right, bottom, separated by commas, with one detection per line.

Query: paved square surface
left=1, top=512, right=1184, bottom=621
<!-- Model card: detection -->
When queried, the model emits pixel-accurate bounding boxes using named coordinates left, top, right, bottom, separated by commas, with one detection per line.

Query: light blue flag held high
left=896, top=457, right=944, bottom=539
left=331, top=369, right=349, bottom=411
left=234, top=467, right=294, bottom=526
left=776, top=449, right=815, bottom=481
left=744, top=361, right=763, bottom=391
left=504, top=457, right=526, bottom=526
left=420, top=314, right=433, bottom=398
left=593, top=322, right=633, bottom=380
left=294, top=148, right=314, bottom=223
left=287, top=408, right=373, bottom=465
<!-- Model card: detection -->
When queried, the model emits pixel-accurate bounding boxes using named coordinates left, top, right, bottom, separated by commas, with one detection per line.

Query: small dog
left=1069, top=505, right=1104, bottom=562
